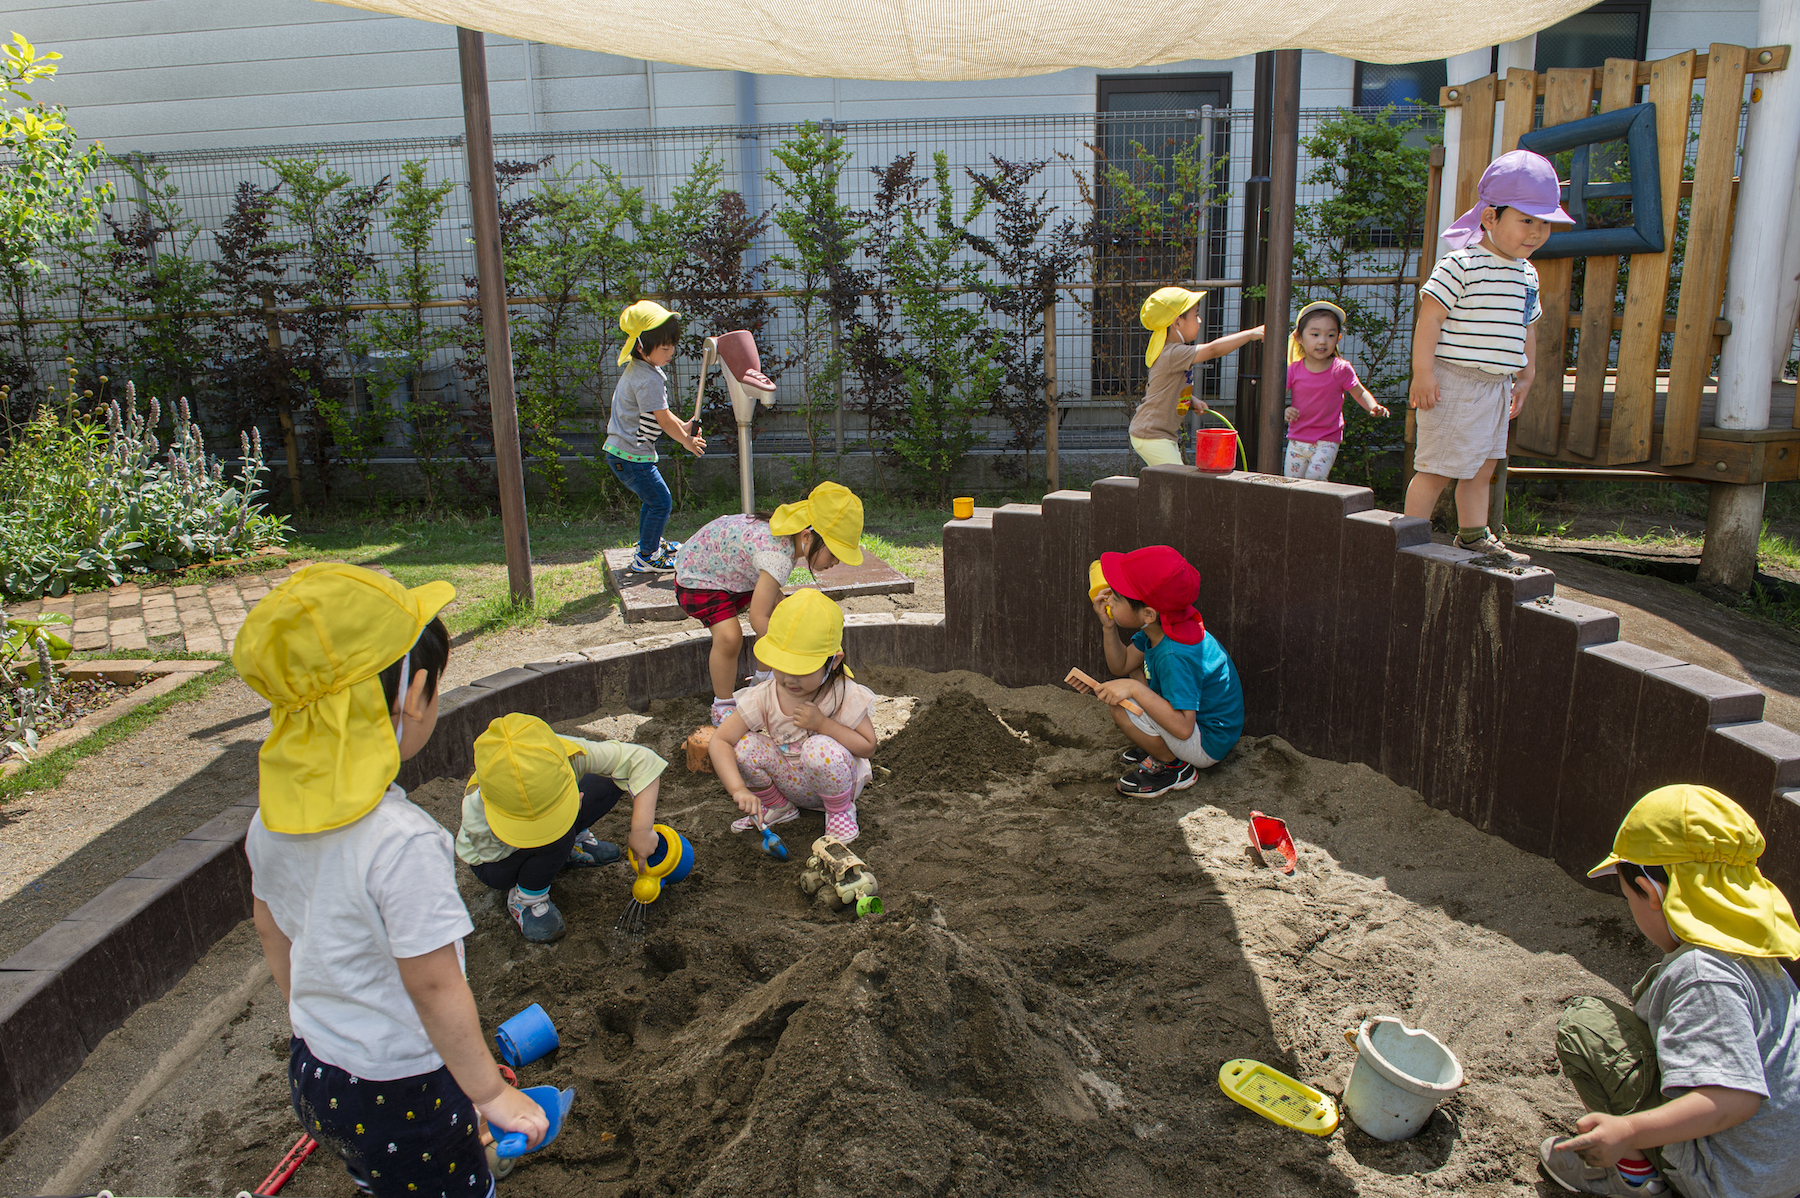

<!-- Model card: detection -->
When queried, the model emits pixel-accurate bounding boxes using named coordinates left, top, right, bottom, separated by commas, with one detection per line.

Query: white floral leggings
left=734, top=732, right=865, bottom=840
left=1283, top=438, right=1341, bottom=481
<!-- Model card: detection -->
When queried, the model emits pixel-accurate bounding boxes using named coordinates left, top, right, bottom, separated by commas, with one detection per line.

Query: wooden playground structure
left=1414, top=45, right=1796, bottom=492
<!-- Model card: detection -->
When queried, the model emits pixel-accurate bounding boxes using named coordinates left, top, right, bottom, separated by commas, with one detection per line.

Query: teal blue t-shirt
left=1130, top=627, right=1245, bottom=762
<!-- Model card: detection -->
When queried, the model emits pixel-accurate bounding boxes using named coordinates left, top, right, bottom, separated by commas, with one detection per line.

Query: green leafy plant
left=101, top=160, right=214, bottom=408
left=768, top=121, right=863, bottom=486
left=887, top=153, right=998, bottom=502
left=847, top=154, right=928, bottom=495
left=0, top=607, right=63, bottom=760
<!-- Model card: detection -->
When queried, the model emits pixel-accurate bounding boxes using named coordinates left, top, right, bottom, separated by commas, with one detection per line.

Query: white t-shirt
left=248, top=785, right=474, bottom=1081
left=1420, top=244, right=1542, bottom=375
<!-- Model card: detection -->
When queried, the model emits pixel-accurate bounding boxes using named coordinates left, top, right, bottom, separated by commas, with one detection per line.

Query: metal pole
left=738, top=421, right=756, bottom=515
left=1236, top=52, right=1274, bottom=467
left=1259, top=49, right=1302, bottom=475
left=458, top=27, right=534, bottom=604
left=1044, top=301, right=1059, bottom=492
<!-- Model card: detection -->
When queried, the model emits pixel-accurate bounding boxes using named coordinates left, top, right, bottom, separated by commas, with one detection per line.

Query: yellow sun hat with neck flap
left=1588, top=784, right=1800, bottom=959
left=471, top=713, right=586, bottom=849
left=232, top=563, right=455, bottom=834
left=617, top=299, right=680, bottom=365
left=754, top=588, right=852, bottom=678
left=1140, top=286, right=1208, bottom=369
left=769, top=481, right=864, bottom=567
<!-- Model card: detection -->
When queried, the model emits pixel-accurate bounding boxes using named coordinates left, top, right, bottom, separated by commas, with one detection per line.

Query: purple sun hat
left=1441, top=149, right=1575, bottom=250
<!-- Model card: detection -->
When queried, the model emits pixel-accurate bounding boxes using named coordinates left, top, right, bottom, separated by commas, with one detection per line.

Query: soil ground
left=0, top=670, right=1654, bottom=1197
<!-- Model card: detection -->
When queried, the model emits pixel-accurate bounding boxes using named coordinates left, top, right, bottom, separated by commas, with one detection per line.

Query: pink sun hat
left=1441, top=149, right=1575, bottom=250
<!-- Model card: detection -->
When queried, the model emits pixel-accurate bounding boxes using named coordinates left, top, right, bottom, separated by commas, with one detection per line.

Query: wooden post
left=260, top=285, right=305, bottom=513
left=1258, top=49, right=1301, bottom=475
left=1235, top=52, right=1274, bottom=466
left=458, top=27, right=534, bottom=604
left=1044, top=302, right=1059, bottom=493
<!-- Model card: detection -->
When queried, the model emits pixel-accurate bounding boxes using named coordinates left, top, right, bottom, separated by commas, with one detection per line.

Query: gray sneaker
left=1457, top=532, right=1531, bottom=564
left=507, top=887, right=566, bottom=943
left=1538, top=1137, right=1665, bottom=1195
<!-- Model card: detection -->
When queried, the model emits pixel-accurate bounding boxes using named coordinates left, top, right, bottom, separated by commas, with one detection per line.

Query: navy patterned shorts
left=289, top=1037, right=493, bottom=1198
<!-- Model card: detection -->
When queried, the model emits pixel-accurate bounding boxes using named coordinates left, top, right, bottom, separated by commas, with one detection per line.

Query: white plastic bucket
left=1342, top=1017, right=1464, bottom=1141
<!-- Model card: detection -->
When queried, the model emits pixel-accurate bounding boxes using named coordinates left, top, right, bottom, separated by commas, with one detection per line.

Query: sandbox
left=155, top=669, right=1654, bottom=1198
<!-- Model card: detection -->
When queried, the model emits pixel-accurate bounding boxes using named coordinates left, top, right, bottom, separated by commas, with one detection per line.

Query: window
left=1534, top=1, right=1650, bottom=71
left=1354, top=60, right=1448, bottom=109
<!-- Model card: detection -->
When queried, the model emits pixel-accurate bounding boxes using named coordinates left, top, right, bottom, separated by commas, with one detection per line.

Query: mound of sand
left=875, top=687, right=1036, bottom=792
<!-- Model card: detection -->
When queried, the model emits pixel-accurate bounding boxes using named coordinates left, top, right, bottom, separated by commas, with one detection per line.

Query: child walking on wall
left=674, top=481, right=866, bottom=727
left=235, top=564, right=547, bottom=1198
left=1406, top=150, right=1570, bottom=563
left=606, top=300, right=707, bottom=573
left=1132, top=287, right=1263, bottom=469
left=455, top=713, right=668, bottom=944
left=1283, top=300, right=1389, bottom=480
left=708, top=588, right=878, bottom=844
left=1540, top=785, right=1800, bottom=1197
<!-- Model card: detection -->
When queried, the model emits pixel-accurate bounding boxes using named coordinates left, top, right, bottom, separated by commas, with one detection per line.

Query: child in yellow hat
left=1283, top=300, right=1388, bottom=481
left=607, top=299, right=707, bottom=573
left=708, top=588, right=877, bottom=843
left=1540, top=785, right=1800, bottom=1197
left=456, top=712, right=669, bottom=943
left=1132, top=286, right=1263, bottom=469
left=234, top=564, right=547, bottom=1198
left=674, top=481, right=866, bottom=727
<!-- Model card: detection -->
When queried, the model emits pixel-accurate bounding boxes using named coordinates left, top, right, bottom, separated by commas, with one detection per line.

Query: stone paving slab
left=601, top=546, right=914, bottom=624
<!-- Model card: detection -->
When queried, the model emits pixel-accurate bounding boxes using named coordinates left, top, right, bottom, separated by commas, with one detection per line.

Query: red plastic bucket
left=1194, top=428, right=1238, bottom=472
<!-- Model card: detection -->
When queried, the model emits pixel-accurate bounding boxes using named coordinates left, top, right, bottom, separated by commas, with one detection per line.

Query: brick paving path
left=6, top=560, right=315, bottom=655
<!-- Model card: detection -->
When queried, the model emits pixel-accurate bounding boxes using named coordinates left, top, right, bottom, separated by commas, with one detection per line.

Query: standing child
left=234, top=564, right=547, bottom=1198
left=1077, top=545, right=1244, bottom=797
left=674, top=481, right=865, bottom=727
left=1132, top=286, right=1264, bottom=469
left=708, top=588, right=878, bottom=843
left=455, top=713, right=668, bottom=943
left=1541, top=785, right=1800, bottom=1198
left=1284, top=300, right=1389, bottom=480
left=606, top=300, right=707, bottom=573
left=1406, top=150, right=1571, bottom=562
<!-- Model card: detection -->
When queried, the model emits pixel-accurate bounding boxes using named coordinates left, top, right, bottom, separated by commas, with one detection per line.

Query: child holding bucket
left=1406, top=149, right=1572, bottom=563
left=1078, top=546, right=1244, bottom=797
left=1283, top=300, right=1389, bottom=481
left=606, top=300, right=707, bottom=573
left=1131, top=286, right=1263, bottom=469
left=235, top=564, right=547, bottom=1198
left=1540, top=784, right=1800, bottom=1197
left=709, top=588, right=878, bottom=843
left=455, top=713, right=669, bottom=943
left=674, top=481, right=866, bottom=727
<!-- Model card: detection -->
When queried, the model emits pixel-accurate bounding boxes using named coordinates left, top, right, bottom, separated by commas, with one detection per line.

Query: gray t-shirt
left=1635, top=944, right=1800, bottom=1198
left=605, top=359, right=669, bottom=461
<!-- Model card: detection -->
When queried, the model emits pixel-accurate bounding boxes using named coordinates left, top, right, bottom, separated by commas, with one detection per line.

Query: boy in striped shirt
left=1405, top=150, right=1571, bottom=562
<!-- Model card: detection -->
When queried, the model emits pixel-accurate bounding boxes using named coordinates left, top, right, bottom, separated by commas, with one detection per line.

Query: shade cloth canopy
left=322, top=0, right=1593, bottom=80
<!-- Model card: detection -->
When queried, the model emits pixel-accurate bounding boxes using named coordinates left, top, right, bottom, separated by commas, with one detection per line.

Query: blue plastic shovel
left=494, top=1085, right=576, bottom=1159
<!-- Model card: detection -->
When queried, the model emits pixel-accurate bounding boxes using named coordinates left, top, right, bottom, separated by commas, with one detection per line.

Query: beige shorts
left=1414, top=360, right=1512, bottom=480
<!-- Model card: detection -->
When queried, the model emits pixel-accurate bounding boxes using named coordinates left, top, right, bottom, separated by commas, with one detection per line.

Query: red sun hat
left=1099, top=545, right=1205, bottom=644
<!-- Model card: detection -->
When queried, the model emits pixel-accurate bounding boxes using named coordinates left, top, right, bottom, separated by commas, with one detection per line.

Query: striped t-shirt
left=1419, top=245, right=1541, bottom=376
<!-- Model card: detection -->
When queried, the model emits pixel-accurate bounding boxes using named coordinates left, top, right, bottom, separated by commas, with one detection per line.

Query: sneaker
left=1119, top=744, right=1150, bottom=766
left=628, top=546, right=678, bottom=573
left=825, top=803, right=860, bottom=843
left=507, top=887, right=566, bottom=943
left=565, top=829, right=619, bottom=868
left=1456, top=532, right=1530, bottom=564
left=731, top=799, right=800, bottom=833
left=1538, top=1138, right=1666, bottom=1195
left=659, top=537, right=683, bottom=556
left=1117, top=757, right=1198, bottom=797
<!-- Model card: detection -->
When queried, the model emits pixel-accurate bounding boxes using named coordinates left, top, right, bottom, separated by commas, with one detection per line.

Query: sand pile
left=875, top=686, right=1037, bottom=792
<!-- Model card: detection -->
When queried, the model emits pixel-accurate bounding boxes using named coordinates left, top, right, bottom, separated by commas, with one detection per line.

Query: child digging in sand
left=674, top=481, right=865, bottom=727
left=1541, top=784, right=1800, bottom=1197
left=709, top=588, right=878, bottom=843
left=455, top=713, right=668, bottom=944
left=235, top=564, right=547, bottom=1198
left=1080, top=545, right=1244, bottom=797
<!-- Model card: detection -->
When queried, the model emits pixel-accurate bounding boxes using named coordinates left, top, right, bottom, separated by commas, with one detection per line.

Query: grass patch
left=0, top=663, right=239, bottom=802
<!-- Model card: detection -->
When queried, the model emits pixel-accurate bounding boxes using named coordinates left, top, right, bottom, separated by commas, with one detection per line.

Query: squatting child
left=606, top=300, right=707, bottom=573
left=455, top=713, right=667, bottom=944
left=1541, top=784, right=1800, bottom=1197
left=1132, top=286, right=1264, bottom=469
left=674, top=481, right=866, bottom=727
left=1406, top=149, right=1571, bottom=562
left=708, top=588, right=878, bottom=843
left=236, top=564, right=547, bottom=1198
left=1079, top=545, right=1245, bottom=797
left=1283, top=299, right=1389, bottom=481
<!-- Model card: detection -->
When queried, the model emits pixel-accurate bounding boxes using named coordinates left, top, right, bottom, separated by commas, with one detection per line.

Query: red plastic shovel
left=1248, top=811, right=1297, bottom=874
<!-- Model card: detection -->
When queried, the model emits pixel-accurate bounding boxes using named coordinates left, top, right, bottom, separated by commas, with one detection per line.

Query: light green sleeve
left=565, top=735, right=668, bottom=795
left=454, top=786, right=513, bottom=865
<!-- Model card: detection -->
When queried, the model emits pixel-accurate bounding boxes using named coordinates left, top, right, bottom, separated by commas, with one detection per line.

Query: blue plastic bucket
left=494, top=1002, right=559, bottom=1069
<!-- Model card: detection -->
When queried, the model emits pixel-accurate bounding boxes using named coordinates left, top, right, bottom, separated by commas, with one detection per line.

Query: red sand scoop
left=1248, top=811, right=1297, bottom=874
